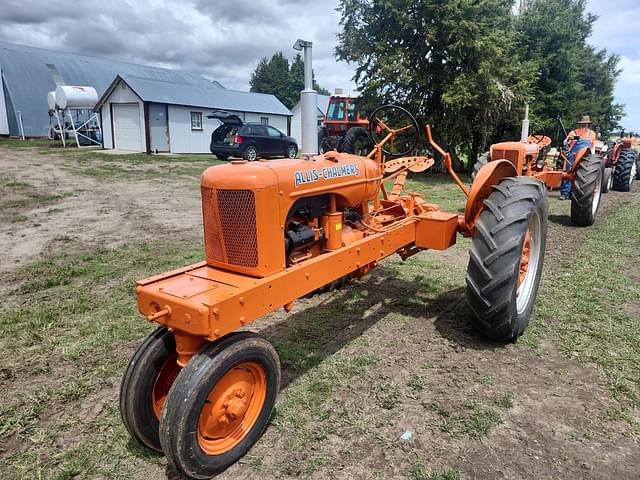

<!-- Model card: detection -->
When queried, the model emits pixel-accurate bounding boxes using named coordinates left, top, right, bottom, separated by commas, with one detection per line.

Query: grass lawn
left=0, top=141, right=638, bottom=479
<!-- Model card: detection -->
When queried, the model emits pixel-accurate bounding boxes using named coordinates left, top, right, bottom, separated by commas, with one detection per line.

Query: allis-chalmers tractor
left=120, top=105, right=549, bottom=479
left=603, top=132, right=638, bottom=192
left=473, top=110, right=604, bottom=226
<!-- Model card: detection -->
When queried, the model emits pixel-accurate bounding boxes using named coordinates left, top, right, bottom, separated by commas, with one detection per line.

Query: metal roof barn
left=97, top=75, right=292, bottom=154
left=96, top=75, right=291, bottom=116
left=0, top=41, right=227, bottom=137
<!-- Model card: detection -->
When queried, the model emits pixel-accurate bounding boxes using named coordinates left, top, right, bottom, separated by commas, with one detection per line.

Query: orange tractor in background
left=317, top=95, right=370, bottom=153
left=120, top=105, right=549, bottom=479
left=473, top=109, right=604, bottom=226
left=603, top=131, right=638, bottom=193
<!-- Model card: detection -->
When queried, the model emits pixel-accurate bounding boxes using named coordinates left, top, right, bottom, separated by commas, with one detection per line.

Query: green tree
left=336, top=0, right=535, bottom=165
left=516, top=0, right=623, bottom=140
left=250, top=52, right=330, bottom=109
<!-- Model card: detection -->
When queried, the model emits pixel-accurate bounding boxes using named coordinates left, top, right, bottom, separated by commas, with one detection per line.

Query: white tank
left=55, top=85, right=99, bottom=109
left=47, top=91, right=57, bottom=111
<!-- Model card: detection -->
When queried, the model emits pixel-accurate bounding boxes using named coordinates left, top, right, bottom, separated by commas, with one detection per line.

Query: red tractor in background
left=318, top=95, right=370, bottom=153
left=603, top=131, right=638, bottom=193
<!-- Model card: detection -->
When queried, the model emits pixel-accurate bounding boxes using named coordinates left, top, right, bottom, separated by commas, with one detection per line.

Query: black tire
left=612, top=148, right=637, bottom=192
left=160, top=332, right=280, bottom=479
left=336, top=127, right=369, bottom=154
left=286, top=144, right=298, bottom=158
left=471, top=152, right=490, bottom=182
left=466, top=176, right=548, bottom=341
left=602, top=167, right=612, bottom=193
left=636, top=153, right=640, bottom=180
left=571, top=154, right=604, bottom=226
left=243, top=146, right=259, bottom=161
left=120, top=327, right=179, bottom=452
left=215, top=154, right=228, bottom=160
left=320, top=135, right=340, bottom=154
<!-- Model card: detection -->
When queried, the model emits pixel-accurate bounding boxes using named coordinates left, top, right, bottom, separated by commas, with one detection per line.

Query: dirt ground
left=0, top=145, right=638, bottom=480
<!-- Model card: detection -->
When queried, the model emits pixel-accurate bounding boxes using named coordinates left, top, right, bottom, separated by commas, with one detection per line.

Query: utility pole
left=293, top=39, right=317, bottom=155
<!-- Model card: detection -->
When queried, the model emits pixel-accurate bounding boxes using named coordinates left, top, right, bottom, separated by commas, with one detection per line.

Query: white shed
left=290, top=94, right=330, bottom=146
left=96, top=75, right=292, bottom=153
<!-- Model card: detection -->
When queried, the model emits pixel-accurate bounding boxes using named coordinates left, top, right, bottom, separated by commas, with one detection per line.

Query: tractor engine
left=200, top=154, right=381, bottom=278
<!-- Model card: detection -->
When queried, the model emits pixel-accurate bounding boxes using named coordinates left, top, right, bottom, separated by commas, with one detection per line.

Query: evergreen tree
left=516, top=0, right=623, bottom=139
left=336, top=0, right=536, bottom=164
left=250, top=52, right=330, bottom=109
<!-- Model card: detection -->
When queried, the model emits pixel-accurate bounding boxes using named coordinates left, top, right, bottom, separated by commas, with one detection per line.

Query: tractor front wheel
left=612, top=149, right=637, bottom=192
left=571, top=154, right=604, bottom=226
left=120, top=327, right=181, bottom=452
left=160, top=332, right=280, bottom=479
left=466, top=176, right=548, bottom=341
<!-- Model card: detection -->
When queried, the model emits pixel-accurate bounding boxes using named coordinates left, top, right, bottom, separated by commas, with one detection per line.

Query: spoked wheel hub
left=197, top=362, right=267, bottom=455
left=516, top=211, right=543, bottom=315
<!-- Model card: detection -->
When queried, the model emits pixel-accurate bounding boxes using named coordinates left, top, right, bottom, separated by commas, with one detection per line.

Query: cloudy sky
left=1, top=0, right=638, bottom=128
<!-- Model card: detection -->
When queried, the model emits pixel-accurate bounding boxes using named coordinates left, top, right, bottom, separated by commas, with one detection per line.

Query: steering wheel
left=368, top=104, right=419, bottom=157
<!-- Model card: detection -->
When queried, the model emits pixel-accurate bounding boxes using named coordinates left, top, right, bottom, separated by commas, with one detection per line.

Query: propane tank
left=55, top=86, right=98, bottom=109
left=47, top=91, right=57, bottom=111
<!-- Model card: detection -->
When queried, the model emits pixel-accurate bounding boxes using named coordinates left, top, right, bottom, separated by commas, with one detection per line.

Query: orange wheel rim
left=197, top=362, right=267, bottom=455
left=151, top=353, right=181, bottom=420
left=518, top=229, right=532, bottom=286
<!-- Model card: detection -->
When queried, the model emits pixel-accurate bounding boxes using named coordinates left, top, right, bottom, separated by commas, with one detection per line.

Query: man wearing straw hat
left=561, top=115, right=597, bottom=199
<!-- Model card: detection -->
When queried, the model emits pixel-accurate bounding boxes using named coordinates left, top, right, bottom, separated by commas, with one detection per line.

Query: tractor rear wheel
left=471, top=152, right=490, bottom=182
left=466, top=176, right=548, bottom=341
left=636, top=153, right=640, bottom=180
left=120, top=327, right=181, bottom=452
left=160, top=332, right=280, bottom=479
left=602, top=167, right=612, bottom=193
left=612, top=148, right=637, bottom=192
left=571, top=154, right=604, bottom=226
left=337, top=127, right=369, bottom=154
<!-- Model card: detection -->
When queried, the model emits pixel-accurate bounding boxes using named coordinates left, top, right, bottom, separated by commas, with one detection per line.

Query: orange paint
left=197, top=362, right=267, bottom=455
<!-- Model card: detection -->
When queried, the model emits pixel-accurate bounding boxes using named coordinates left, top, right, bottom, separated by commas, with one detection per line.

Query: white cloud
left=0, top=0, right=357, bottom=93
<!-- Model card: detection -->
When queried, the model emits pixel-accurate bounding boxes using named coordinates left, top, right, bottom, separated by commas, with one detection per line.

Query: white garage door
left=113, top=103, right=143, bottom=151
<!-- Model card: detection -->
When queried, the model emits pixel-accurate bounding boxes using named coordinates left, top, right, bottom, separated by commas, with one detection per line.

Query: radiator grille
left=202, top=187, right=258, bottom=268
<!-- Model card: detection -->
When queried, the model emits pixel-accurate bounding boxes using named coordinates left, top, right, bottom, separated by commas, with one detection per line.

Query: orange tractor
left=603, top=131, right=638, bottom=193
left=473, top=110, right=604, bottom=226
left=120, top=105, right=548, bottom=479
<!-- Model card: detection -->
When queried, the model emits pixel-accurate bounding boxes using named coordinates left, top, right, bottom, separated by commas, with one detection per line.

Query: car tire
left=244, top=146, right=258, bottom=161
left=286, top=144, right=298, bottom=158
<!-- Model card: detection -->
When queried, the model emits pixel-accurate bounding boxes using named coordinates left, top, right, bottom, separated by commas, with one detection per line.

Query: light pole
left=293, top=39, right=318, bottom=155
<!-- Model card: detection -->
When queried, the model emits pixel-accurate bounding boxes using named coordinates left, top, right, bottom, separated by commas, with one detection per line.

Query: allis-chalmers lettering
left=294, top=163, right=361, bottom=187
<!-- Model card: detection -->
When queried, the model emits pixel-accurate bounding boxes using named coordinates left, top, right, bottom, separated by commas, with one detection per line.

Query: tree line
left=335, top=0, right=623, bottom=165
left=250, top=52, right=330, bottom=109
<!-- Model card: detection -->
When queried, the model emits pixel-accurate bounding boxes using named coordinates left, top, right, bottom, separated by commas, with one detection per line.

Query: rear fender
left=462, top=159, right=517, bottom=235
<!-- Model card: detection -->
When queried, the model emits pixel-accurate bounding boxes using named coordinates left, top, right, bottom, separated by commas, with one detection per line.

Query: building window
left=191, top=112, right=203, bottom=130
left=260, top=117, right=269, bottom=125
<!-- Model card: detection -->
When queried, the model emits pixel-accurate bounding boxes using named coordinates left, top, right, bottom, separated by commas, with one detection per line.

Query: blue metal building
left=0, top=41, right=290, bottom=141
